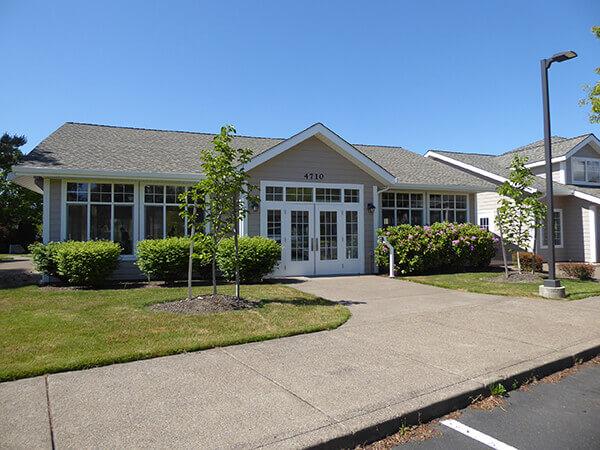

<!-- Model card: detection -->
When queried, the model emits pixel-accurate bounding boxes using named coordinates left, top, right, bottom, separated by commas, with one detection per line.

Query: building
left=10, top=122, right=502, bottom=277
left=426, top=133, right=600, bottom=263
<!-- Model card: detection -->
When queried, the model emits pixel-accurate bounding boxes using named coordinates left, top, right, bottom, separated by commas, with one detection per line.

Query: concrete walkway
left=2, top=276, right=600, bottom=449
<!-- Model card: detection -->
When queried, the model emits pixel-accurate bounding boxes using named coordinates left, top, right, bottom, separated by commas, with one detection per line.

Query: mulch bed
left=487, top=272, right=544, bottom=283
left=151, top=294, right=258, bottom=315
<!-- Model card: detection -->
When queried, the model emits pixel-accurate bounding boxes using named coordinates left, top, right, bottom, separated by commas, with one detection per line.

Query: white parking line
left=440, top=419, right=518, bottom=450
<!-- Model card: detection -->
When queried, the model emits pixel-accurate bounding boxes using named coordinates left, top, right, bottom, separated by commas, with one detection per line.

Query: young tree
left=180, top=125, right=257, bottom=299
left=495, top=155, right=547, bottom=275
left=1, top=133, right=42, bottom=252
left=579, top=26, right=600, bottom=123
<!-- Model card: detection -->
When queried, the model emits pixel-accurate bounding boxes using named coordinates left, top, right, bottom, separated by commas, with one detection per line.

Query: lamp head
left=550, top=50, right=577, bottom=63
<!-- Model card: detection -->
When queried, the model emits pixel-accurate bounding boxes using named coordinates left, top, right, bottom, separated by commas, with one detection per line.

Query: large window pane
left=382, top=209, right=395, bottom=227
left=145, top=205, right=163, bottom=239
left=114, top=205, right=133, bottom=254
left=396, top=209, right=410, bottom=225
left=90, top=204, right=111, bottom=240
left=573, top=160, right=586, bottom=181
left=166, top=205, right=185, bottom=237
left=411, top=209, right=424, bottom=225
left=588, top=161, right=600, bottom=183
left=90, top=183, right=112, bottom=203
left=67, top=204, right=87, bottom=240
left=345, top=210, right=358, bottom=259
left=429, top=210, right=443, bottom=224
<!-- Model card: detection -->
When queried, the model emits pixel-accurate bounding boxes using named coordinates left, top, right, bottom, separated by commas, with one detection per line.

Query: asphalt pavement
left=397, top=361, right=600, bottom=450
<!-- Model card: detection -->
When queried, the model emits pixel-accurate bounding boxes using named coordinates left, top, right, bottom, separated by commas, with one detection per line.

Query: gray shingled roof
left=16, top=122, right=497, bottom=190
left=430, top=135, right=600, bottom=200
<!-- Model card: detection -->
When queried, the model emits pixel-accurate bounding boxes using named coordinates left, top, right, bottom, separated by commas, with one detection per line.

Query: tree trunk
left=187, top=202, right=197, bottom=301
left=516, top=250, right=521, bottom=273
left=234, top=195, right=240, bottom=300
left=212, top=235, right=218, bottom=296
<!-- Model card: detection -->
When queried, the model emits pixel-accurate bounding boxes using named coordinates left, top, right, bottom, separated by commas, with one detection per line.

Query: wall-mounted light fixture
left=250, top=201, right=259, bottom=213
left=367, top=203, right=376, bottom=214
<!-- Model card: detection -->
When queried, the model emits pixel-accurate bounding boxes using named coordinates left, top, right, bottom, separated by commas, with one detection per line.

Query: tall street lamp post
left=539, top=50, right=577, bottom=299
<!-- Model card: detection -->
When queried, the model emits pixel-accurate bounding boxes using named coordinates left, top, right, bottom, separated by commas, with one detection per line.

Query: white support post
left=379, top=236, right=395, bottom=277
left=590, top=205, right=598, bottom=263
left=42, top=178, right=50, bottom=243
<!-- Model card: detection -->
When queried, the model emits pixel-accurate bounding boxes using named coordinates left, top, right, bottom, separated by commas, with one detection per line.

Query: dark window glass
left=396, top=209, right=410, bottom=225
left=90, top=204, right=111, bottom=240
left=66, top=182, right=88, bottom=202
left=145, top=205, right=163, bottom=239
left=166, top=205, right=185, bottom=237
left=429, top=210, right=443, bottom=224
left=114, top=205, right=133, bottom=254
left=166, top=186, right=185, bottom=204
left=266, top=186, right=283, bottom=201
left=114, top=184, right=134, bottom=203
left=382, top=209, right=395, bottom=227
left=145, top=185, right=164, bottom=204
left=344, top=189, right=359, bottom=203
left=382, top=192, right=395, bottom=207
left=67, top=204, right=87, bottom=240
left=90, top=183, right=112, bottom=203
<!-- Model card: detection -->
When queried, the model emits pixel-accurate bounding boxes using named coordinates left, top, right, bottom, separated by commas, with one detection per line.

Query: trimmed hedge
left=512, top=252, right=543, bottom=272
left=135, top=236, right=212, bottom=283
left=217, top=236, right=281, bottom=283
left=559, top=262, right=595, bottom=280
left=375, top=222, right=497, bottom=275
left=30, top=241, right=121, bottom=286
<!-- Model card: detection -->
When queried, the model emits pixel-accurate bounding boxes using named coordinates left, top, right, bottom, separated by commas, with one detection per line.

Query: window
left=65, top=182, right=135, bottom=254
left=286, top=187, right=313, bottom=202
left=479, top=217, right=490, bottom=231
left=429, top=194, right=468, bottom=224
left=573, top=158, right=600, bottom=184
left=541, top=210, right=563, bottom=247
left=346, top=210, right=358, bottom=259
left=265, top=186, right=283, bottom=201
left=381, top=192, right=424, bottom=227
left=143, top=185, right=188, bottom=239
left=316, top=188, right=341, bottom=202
left=267, top=209, right=282, bottom=258
left=344, top=189, right=359, bottom=203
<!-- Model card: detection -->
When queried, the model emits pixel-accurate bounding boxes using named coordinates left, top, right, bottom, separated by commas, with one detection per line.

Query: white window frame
left=61, top=180, right=138, bottom=257
left=427, top=193, right=470, bottom=225
left=572, top=157, right=600, bottom=186
left=479, top=216, right=490, bottom=231
left=380, top=191, right=427, bottom=227
left=141, top=184, right=190, bottom=240
left=540, top=209, right=564, bottom=249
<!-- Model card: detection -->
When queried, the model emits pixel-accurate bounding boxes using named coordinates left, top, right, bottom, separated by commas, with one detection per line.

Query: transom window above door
left=264, top=185, right=361, bottom=204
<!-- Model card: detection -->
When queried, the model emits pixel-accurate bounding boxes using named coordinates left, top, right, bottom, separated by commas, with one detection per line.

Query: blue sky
left=1, top=0, right=598, bottom=155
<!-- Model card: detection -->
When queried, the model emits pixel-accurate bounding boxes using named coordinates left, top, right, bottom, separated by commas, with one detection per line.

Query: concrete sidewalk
left=2, top=276, right=600, bottom=449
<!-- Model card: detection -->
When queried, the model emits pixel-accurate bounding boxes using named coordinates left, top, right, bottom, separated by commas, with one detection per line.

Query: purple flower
left=470, top=245, right=475, bottom=251
left=452, top=239, right=460, bottom=246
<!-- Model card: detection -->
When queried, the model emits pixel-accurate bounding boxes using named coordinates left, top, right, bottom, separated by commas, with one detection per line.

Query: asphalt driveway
left=2, top=275, right=600, bottom=449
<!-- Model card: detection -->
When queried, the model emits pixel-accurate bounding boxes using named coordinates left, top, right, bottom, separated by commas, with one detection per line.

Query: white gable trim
left=573, top=190, right=600, bottom=205
left=243, top=123, right=398, bottom=185
left=524, top=135, right=599, bottom=168
left=426, top=151, right=538, bottom=194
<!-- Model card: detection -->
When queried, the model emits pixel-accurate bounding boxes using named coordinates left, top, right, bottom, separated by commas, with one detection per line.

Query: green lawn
left=0, top=284, right=350, bottom=381
left=401, top=271, right=600, bottom=300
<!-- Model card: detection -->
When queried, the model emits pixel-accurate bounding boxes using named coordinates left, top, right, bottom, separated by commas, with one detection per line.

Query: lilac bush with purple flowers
left=375, top=222, right=496, bottom=275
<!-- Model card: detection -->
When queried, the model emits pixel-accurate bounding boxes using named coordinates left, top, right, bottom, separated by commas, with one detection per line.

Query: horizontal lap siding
left=247, top=136, right=383, bottom=273
left=537, top=196, right=587, bottom=262
left=48, top=179, right=62, bottom=242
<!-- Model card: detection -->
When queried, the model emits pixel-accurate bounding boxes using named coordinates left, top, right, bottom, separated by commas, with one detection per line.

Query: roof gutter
left=10, top=166, right=204, bottom=182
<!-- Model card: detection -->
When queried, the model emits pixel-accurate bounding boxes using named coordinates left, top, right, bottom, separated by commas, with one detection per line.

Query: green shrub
left=53, top=241, right=121, bottom=286
left=375, top=222, right=497, bottom=275
left=29, top=242, right=61, bottom=277
left=136, top=236, right=212, bottom=283
left=217, top=236, right=281, bottom=283
left=559, top=262, right=595, bottom=280
left=512, top=252, right=543, bottom=272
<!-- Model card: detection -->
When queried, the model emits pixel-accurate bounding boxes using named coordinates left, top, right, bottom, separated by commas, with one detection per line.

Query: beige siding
left=583, top=207, right=591, bottom=262
left=48, top=179, right=62, bottom=241
left=475, top=192, right=500, bottom=234
left=531, top=162, right=565, bottom=184
left=536, top=196, right=589, bottom=262
left=247, top=136, right=383, bottom=273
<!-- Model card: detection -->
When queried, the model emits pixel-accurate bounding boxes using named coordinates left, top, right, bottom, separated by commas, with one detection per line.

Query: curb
left=306, top=343, right=600, bottom=450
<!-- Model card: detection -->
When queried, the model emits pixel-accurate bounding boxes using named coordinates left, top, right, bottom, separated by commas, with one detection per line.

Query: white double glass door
left=261, top=183, right=363, bottom=276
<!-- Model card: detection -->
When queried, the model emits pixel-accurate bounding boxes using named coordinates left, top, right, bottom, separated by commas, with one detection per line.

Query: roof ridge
left=353, top=142, right=409, bottom=150
left=429, top=149, right=497, bottom=157
left=65, top=121, right=286, bottom=141
left=499, top=134, right=592, bottom=156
